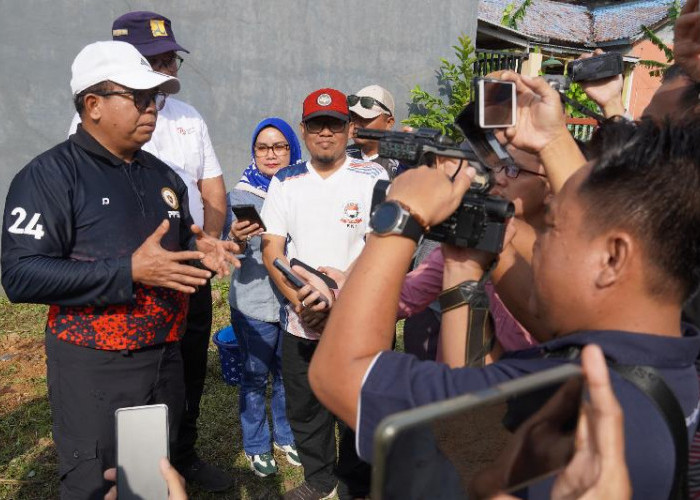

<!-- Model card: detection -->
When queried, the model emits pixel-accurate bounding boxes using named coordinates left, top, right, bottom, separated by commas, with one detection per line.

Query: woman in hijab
left=224, top=117, right=302, bottom=478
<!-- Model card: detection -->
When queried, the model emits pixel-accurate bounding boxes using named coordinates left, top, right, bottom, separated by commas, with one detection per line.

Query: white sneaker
left=274, top=442, right=302, bottom=466
left=245, top=452, right=278, bottom=477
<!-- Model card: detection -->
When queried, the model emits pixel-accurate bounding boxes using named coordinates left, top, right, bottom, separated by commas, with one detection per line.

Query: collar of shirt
left=70, top=124, right=152, bottom=167
left=506, top=325, right=700, bottom=368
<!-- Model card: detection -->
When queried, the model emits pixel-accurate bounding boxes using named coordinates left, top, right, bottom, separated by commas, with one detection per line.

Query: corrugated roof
left=479, top=0, right=682, bottom=44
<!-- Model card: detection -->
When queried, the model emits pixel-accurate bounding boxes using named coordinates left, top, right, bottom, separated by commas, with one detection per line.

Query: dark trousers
left=172, top=282, right=213, bottom=467
left=282, top=332, right=371, bottom=498
left=45, top=332, right=184, bottom=500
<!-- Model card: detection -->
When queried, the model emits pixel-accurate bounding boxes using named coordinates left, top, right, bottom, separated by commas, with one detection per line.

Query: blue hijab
left=237, top=117, right=302, bottom=195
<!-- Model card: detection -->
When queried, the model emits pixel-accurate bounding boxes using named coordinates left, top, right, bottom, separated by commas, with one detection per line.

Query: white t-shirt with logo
left=262, top=155, right=389, bottom=340
left=68, top=97, right=222, bottom=228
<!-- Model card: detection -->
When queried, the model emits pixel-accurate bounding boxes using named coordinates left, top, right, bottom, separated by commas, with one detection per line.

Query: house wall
left=0, top=0, right=479, bottom=261
left=627, top=25, right=673, bottom=118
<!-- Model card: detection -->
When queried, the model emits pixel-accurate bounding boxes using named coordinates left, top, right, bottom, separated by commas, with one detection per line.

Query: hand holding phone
left=290, top=258, right=339, bottom=289
left=232, top=205, right=266, bottom=232
left=273, top=258, right=330, bottom=306
left=115, top=404, right=169, bottom=500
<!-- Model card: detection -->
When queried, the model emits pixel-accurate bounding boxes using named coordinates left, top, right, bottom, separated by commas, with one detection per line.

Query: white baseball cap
left=70, top=40, right=180, bottom=96
left=348, top=85, right=395, bottom=119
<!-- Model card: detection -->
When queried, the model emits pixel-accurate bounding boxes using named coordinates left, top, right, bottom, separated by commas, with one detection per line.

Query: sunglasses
left=92, top=89, right=167, bottom=113
left=304, top=118, right=348, bottom=134
left=347, top=95, right=392, bottom=115
left=148, top=54, right=184, bottom=71
left=491, top=163, right=547, bottom=179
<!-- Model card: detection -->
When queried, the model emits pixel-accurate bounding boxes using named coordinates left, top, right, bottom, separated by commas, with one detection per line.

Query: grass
left=0, top=279, right=306, bottom=499
left=0, top=280, right=405, bottom=499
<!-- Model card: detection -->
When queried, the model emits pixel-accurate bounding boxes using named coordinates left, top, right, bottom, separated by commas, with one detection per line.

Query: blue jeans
left=231, top=308, right=294, bottom=455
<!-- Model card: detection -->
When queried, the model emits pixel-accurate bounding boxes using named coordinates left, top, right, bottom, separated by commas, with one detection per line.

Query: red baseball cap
left=302, top=88, right=350, bottom=122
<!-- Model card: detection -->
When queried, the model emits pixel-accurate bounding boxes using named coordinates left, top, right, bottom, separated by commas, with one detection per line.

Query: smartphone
left=290, top=258, right=339, bottom=289
left=115, top=404, right=169, bottom=500
left=371, top=364, right=583, bottom=499
left=474, top=78, right=517, bottom=129
left=232, top=204, right=266, bottom=231
left=273, top=258, right=330, bottom=306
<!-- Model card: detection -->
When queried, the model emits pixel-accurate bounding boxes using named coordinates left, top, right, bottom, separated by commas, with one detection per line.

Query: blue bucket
left=213, top=325, right=243, bottom=386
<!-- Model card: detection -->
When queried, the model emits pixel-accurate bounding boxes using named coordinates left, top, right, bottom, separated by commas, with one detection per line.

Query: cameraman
left=306, top=75, right=700, bottom=498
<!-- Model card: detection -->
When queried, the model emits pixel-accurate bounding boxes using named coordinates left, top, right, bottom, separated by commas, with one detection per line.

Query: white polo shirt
left=68, top=97, right=222, bottom=228
left=262, top=155, right=389, bottom=340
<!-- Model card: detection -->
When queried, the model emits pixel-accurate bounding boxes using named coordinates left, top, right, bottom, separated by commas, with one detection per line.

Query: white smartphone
left=115, top=404, right=169, bottom=500
left=476, top=78, right=517, bottom=129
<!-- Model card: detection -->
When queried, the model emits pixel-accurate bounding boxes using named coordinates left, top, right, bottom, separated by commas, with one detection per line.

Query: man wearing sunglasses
left=261, top=88, right=388, bottom=499
left=346, top=85, right=406, bottom=179
left=3, top=40, right=240, bottom=498
left=67, top=11, right=232, bottom=491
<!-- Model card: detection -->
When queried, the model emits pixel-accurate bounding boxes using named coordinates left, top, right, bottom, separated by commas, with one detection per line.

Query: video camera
left=356, top=127, right=514, bottom=254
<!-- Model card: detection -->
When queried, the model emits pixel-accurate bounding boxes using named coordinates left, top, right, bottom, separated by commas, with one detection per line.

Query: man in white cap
left=347, top=84, right=405, bottom=179
left=1, top=40, right=239, bottom=498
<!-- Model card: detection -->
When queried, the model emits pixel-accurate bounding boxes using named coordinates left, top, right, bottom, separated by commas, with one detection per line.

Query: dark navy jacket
left=1, top=126, right=195, bottom=350
left=359, top=328, right=700, bottom=499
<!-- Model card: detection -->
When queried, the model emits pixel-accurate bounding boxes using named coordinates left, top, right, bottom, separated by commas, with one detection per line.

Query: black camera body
left=358, top=127, right=514, bottom=254
left=566, top=52, right=623, bottom=83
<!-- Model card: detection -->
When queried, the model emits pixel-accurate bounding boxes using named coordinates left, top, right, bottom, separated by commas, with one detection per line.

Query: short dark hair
left=578, top=118, right=700, bottom=300
left=73, top=81, right=114, bottom=116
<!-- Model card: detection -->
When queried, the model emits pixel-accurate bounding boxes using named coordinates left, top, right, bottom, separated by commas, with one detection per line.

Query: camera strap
left=464, top=260, right=498, bottom=368
left=544, top=346, right=689, bottom=500
left=557, top=92, right=606, bottom=123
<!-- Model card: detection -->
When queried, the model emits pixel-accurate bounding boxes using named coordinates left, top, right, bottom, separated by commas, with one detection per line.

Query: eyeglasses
left=92, top=89, right=167, bottom=112
left=491, top=163, right=547, bottom=179
left=254, top=143, right=290, bottom=157
left=347, top=95, right=392, bottom=115
left=304, top=118, right=348, bottom=134
left=148, top=54, right=184, bottom=71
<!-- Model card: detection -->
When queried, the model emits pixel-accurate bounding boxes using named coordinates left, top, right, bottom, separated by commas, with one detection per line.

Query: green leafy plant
left=564, top=82, right=601, bottom=118
left=501, top=0, right=533, bottom=30
left=402, top=34, right=476, bottom=142
left=639, top=0, right=680, bottom=76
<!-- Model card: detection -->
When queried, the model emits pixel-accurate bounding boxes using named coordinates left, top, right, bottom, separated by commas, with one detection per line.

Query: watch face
left=371, top=202, right=402, bottom=233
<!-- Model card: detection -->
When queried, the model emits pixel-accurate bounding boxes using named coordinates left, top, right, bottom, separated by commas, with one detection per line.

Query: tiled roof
left=479, top=0, right=682, bottom=44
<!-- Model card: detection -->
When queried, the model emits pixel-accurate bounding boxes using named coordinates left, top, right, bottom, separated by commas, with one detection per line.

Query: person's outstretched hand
left=577, top=50, right=625, bottom=117
left=674, top=0, right=700, bottom=82
left=496, top=71, right=569, bottom=154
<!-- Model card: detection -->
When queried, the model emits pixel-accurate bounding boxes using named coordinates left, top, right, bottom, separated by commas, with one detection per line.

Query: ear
left=386, top=115, right=395, bottom=130
left=595, top=231, right=634, bottom=289
left=347, top=120, right=356, bottom=137
left=298, top=122, right=306, bottom=140
left=84, top=94, right=103, bottom=122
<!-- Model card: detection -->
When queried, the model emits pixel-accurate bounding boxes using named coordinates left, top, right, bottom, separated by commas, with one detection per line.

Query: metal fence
left=473, top=49, right=528, bottom=76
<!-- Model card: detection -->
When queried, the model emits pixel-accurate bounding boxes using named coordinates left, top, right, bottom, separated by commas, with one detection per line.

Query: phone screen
left=479, top=80, right=516, bottom=128
left=115, top=404, right=169, bottom=500
left=376, top=369, right=583, bottom=498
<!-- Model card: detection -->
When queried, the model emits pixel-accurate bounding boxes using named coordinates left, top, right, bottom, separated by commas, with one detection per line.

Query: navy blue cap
left=112, top=11, right=189, bottom=57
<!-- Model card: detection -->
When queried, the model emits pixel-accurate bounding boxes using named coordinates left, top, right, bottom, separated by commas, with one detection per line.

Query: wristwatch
left=438, top=280, right=489, bottom=313
left=369, top=201, right=425, bottom=243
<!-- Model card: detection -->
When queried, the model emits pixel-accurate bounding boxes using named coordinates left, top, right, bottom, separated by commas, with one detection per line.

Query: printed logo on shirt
left=176, top=127, right=196, bottom=135
left=340, top=201, right=362, bottom=227
left=150, top=19, right=168, bottom=37
left=161, top=187, right=179, bottom=210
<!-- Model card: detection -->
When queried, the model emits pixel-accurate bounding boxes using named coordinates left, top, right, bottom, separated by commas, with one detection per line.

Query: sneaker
left=177, top=458, right=235, bottom=492
left=274, top=442, right=302, bottom=466
left=245, top=451, right=278, bottom=477
left=283, top=482, right=337, bottom=500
